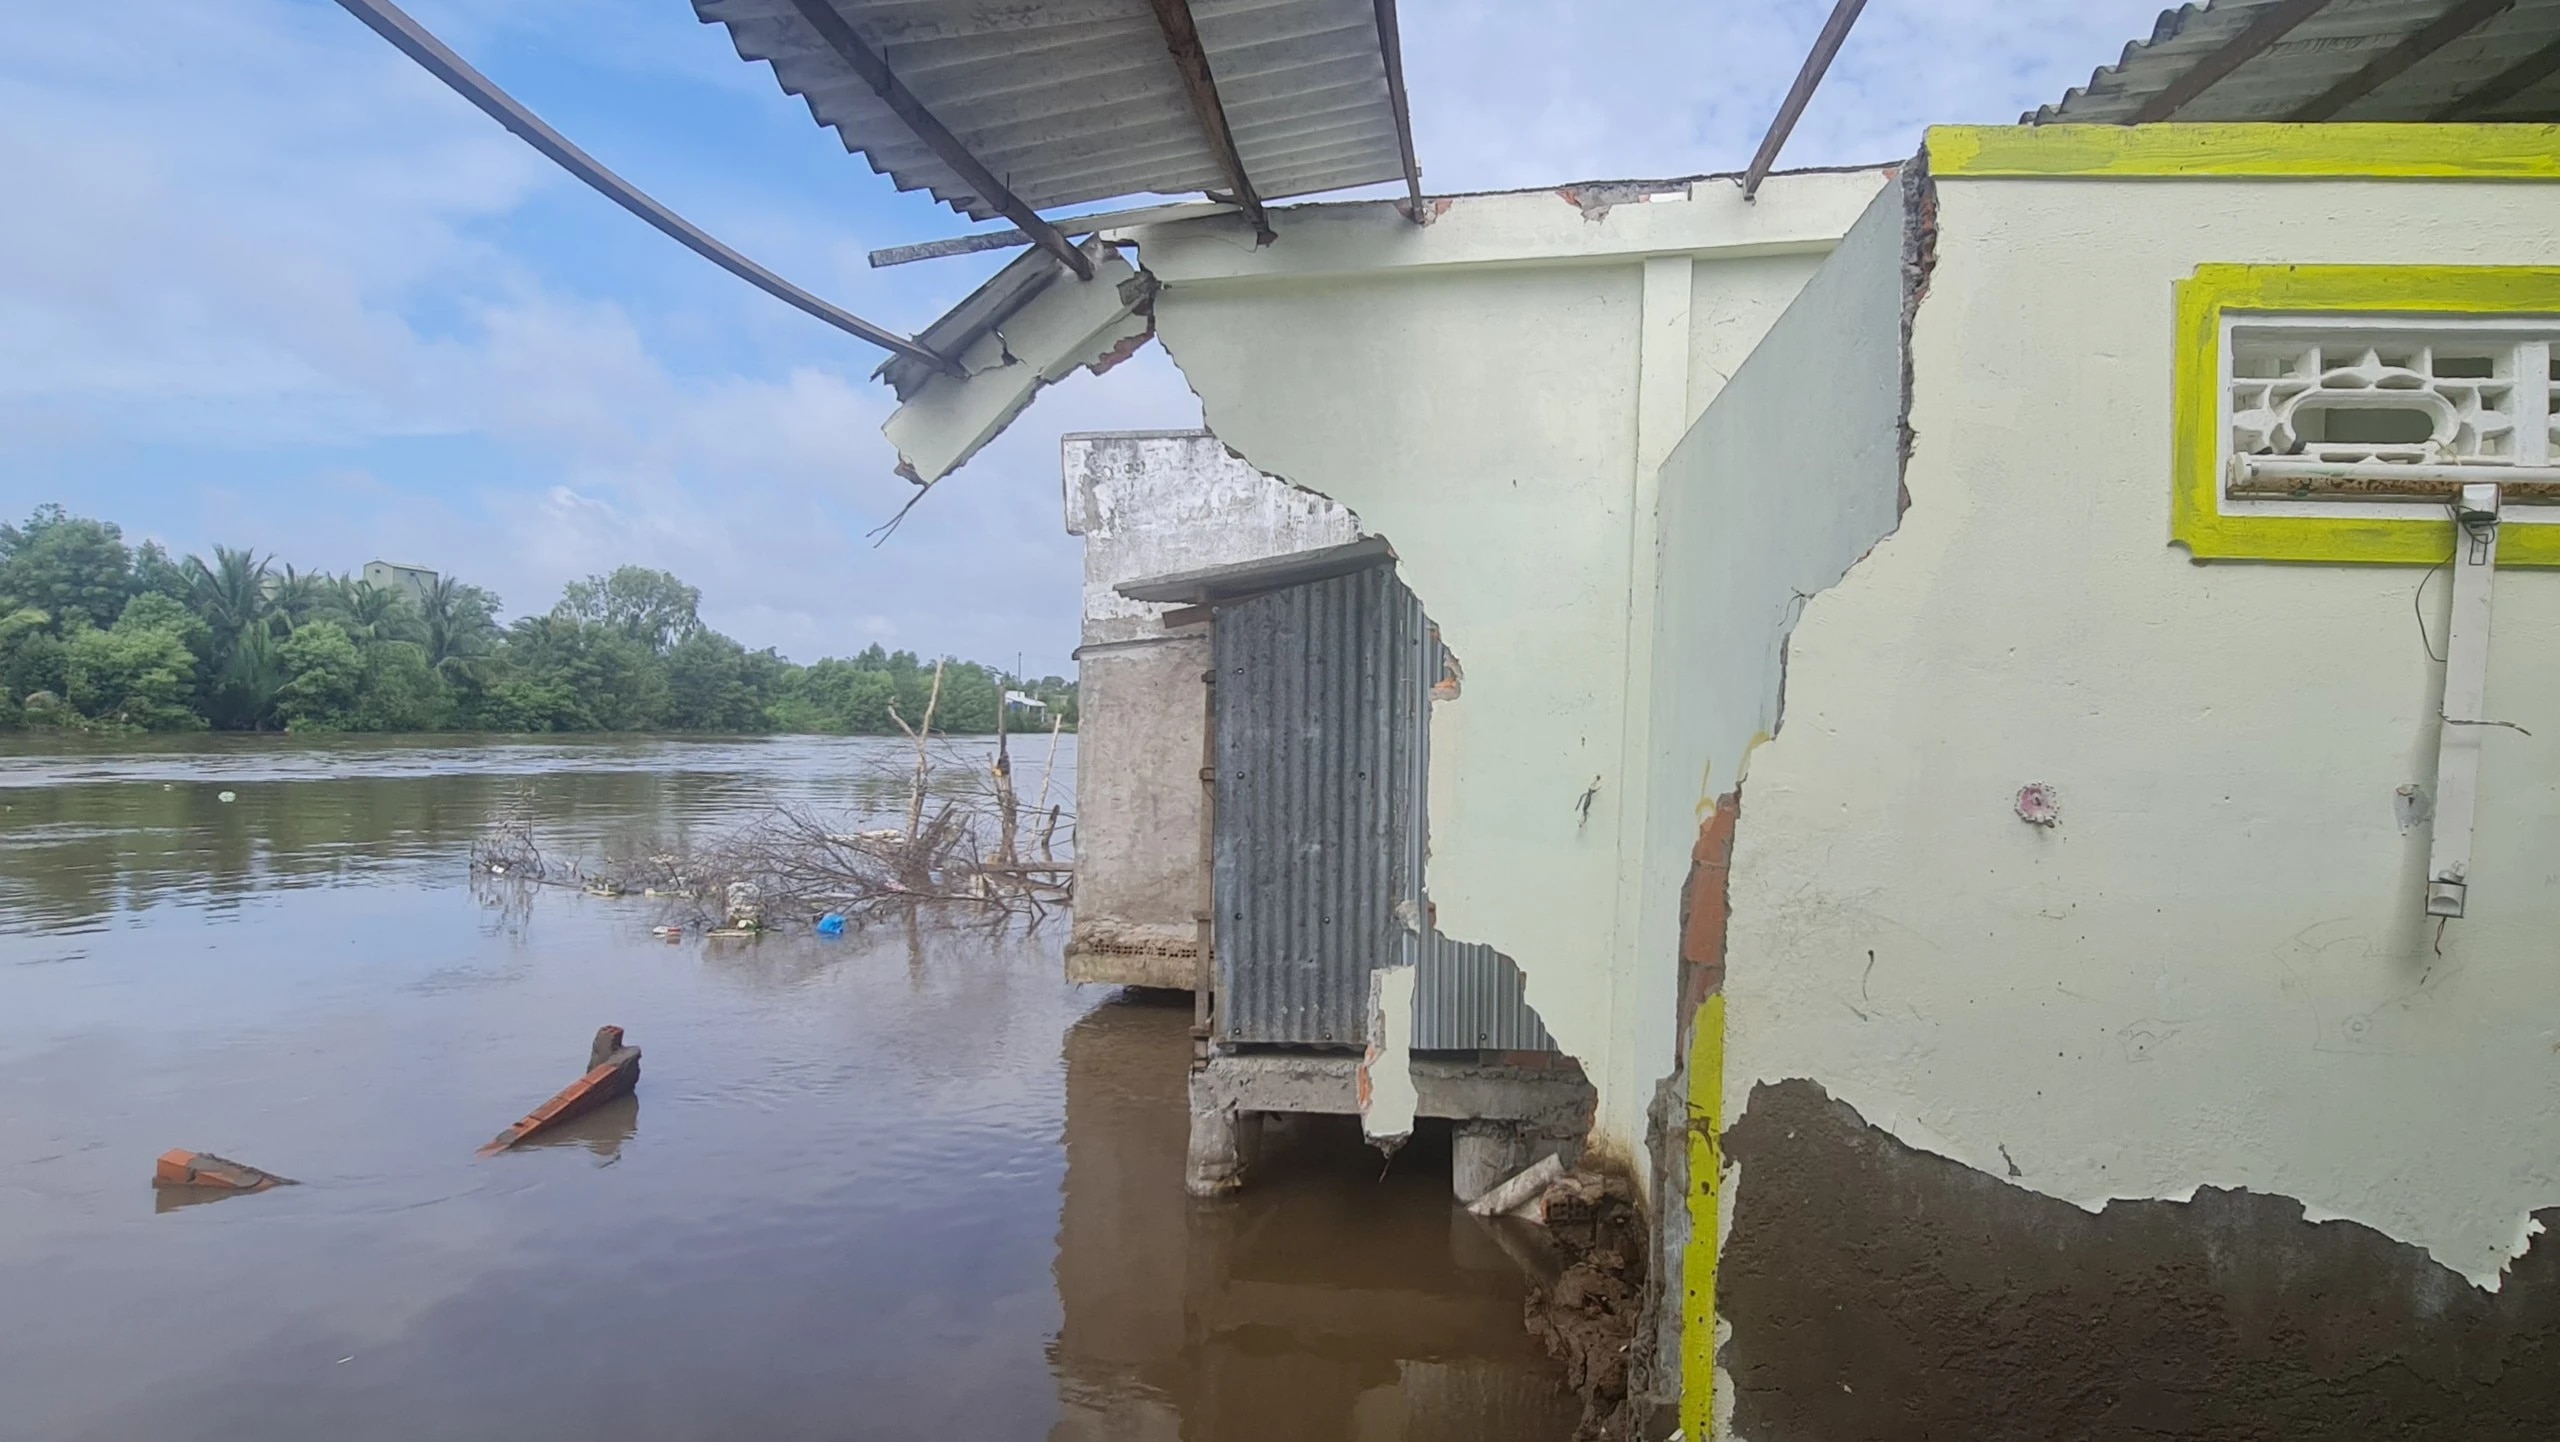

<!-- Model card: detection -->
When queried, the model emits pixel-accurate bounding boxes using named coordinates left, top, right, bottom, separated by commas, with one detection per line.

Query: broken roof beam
left=1742, top=0, right=1869, bottom=201
left=1371, top=0, right=1427, bottom=221
left=868, top=201, right=1238, bottom=269
left=2289, top=0, right=2513, bottom=121
left=1146, top=0, right=1275, bottom=243
left=782, top=0, right=1095, bottom=280
left=2128, top=0, right=2332, bottom=123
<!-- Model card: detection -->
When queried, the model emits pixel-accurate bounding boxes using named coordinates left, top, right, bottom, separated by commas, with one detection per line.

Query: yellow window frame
left=2174, top=265, right=2560, bottom=566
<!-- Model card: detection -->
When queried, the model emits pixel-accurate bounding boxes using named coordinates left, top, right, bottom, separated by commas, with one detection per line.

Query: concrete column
left=1185, top=1068, right=1248, bottom=1197
left=1451, top=1119, right=1531, bottom=1205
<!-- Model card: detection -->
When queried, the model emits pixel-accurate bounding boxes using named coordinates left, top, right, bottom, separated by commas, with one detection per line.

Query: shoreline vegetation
left=0, top=505, right=1074, bottom=737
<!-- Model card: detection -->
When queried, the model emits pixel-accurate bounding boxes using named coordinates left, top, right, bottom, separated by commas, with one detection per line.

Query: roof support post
left=1370, top=0, right=1428, bottom=222
left=2289, top=0, right=2512, bottom=121
left=1742, top=0, right=1868, bottom=201
left=2128, top=0, right=2332, bottom=122
left=1145, top=0, right=1276, bottom=243
left=782, top=0, right=1095, bottom=280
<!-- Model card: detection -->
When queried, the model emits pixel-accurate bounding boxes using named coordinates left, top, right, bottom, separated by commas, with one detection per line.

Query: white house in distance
left=360, top=560, right=438, bottom=605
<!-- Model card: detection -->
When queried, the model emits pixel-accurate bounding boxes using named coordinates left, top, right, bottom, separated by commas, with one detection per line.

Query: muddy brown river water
left=0, top=735, right=1575, bottom=1441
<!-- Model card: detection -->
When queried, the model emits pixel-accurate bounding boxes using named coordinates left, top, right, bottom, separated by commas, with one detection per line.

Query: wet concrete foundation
left=1721, top=1078, right=2560, bottom=1441
left=1183, top=1048, right=1593, bottom=1199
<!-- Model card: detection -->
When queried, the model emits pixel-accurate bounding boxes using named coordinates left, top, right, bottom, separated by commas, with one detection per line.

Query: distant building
left=361, top=561, right=437, bottom=604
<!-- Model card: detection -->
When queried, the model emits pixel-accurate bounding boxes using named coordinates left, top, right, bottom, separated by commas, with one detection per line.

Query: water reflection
left=0, top=733, right=1052, bottom=938
left=0, top=735, right=1565, bottom=1441
left=513, top=1096, right=640, bottom=1164
left=1053, top=997, right=1576, bottom=1441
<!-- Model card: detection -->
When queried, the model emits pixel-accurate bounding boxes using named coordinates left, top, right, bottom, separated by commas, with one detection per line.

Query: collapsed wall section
left=1138, top=174, right=1881, bottom=1177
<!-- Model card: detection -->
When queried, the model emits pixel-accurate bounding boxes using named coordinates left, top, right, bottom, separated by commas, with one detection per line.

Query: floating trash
left=815, top=913, right=847, bottom=937
left=216, top=791, right=237, bottom=804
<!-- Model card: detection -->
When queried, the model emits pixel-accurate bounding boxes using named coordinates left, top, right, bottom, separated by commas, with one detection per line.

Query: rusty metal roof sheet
left=2035, top=0, right=2560, bottom=123
left=695, top=0, right=1413, bottom=221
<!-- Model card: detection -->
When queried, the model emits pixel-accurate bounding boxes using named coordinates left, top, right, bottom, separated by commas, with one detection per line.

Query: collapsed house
left=699, top=0, right=2560, bottom=1433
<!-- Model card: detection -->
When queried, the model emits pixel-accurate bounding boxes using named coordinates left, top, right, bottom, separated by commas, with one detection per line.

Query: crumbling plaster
left=1129, top=169, right=1892, bottom=1173
left=1720, top=168, right=2560, bottom=1289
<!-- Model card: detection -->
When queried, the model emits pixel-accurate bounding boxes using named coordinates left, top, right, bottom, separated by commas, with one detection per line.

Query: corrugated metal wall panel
left=1212, top=561, right=1552, bottom=1051
left=1412, top=935, right=1557, bottom=1053
left=1211, top=564, right=1423, bottom=1045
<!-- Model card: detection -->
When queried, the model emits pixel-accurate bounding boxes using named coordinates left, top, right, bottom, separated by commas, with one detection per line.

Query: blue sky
left=1, top=0, right=2167, bottom=674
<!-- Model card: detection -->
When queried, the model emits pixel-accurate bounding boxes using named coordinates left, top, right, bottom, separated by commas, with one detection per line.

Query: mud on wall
left=1132, top=171, right=1890, bottom=1175
left=1724, top=1078, right=2560, bottom=1442
left=1712, top=136, right=2560, bottom=1434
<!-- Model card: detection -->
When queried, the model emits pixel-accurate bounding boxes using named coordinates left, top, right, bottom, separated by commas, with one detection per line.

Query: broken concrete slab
left=883, top=241, right=1155, bottom=487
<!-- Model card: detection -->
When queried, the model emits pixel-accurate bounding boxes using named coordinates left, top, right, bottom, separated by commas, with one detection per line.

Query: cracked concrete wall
left=1709, top=150, right=2560, bottom=1434
left=1636, top=182, right=1914, bottom=1434
left=1132, top=171, right=1889, bottom=1175
left=1062, top=432, right=1360, bottom=986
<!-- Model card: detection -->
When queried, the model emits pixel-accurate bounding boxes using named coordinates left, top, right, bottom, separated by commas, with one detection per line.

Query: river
left=0, top=734, right=1575, bottom=1440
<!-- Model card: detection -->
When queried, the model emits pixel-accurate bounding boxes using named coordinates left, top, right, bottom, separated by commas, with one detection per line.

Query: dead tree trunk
left=993, top=687, right=1020, bottom=867
left=888, top=660, right=945, bottom=878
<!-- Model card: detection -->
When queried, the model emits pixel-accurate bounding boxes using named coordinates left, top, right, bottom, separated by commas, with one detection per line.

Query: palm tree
left=325, top=577, right=421, bottom=646
left=266, top=566, right=328, bottom=634
left=184, top=548, right=278, bottom=729
left=419, top=576, right=499, bottom=681
left=185, top=547, right=270, bottom=648
left=210, top=617, right=284, bottom=731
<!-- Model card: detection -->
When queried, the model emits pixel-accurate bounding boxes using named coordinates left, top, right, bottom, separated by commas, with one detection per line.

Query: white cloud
left=0, top=0, right=2172, bottom=672
left=1407, top=0, right=2170, bottom=189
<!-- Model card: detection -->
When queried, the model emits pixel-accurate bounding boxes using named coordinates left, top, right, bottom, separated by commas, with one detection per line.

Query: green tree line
left=0, top=506, right=1075, bottom=736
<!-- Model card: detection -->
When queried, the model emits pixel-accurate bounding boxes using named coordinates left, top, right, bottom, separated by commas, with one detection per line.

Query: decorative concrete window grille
left=2220, top=317, right=2558, bottom=526
left=2175, top=269, right=2560, bottom=923
left=2214, top=312, right=2560, bottom=920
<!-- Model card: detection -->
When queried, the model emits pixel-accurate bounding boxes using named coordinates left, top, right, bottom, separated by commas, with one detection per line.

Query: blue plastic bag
left=815, top=912, right=847, bottom=936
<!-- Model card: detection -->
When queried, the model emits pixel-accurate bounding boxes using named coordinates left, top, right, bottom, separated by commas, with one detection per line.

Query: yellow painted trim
left=2173, top=265, right=2560, bottom=566
left=1929, top=124, right=2560, bottom=181
left=1679, top=992, right=1724, bottom=1441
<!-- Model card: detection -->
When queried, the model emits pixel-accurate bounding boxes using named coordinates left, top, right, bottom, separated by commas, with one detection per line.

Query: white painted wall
left=1722, top=172, right=2560, bottom=1287
left=1132, top=170, right=1892, bottom=1169
left=1635, top=185, right=1911, bottom=1099
left=1063, top=431, right=1360, bottom=650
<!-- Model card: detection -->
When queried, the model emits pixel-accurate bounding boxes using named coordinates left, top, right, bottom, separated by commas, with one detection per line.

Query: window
left=2173, top=266, right=2560, bottom=565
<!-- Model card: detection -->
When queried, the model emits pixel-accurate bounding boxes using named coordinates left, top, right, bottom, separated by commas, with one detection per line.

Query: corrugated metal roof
left=694, top=0, right=1412, bottom=221
left=1118, top=536, right=1396, bottom=605
left=2035, top=0, right=2560, bottom=123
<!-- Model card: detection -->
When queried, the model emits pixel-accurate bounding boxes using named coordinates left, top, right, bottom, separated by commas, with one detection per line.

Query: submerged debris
left=467, top=735, right=1072, bottom=933
left=153, top=1149, right=294, bottom=1194
left=469, top=819, right=547, bottom=881
left=480, top=1026, right=642, bottom=1156
left=1520, top=1168, right=1649, bottom=1442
